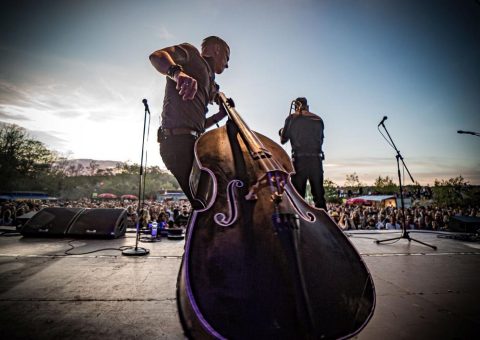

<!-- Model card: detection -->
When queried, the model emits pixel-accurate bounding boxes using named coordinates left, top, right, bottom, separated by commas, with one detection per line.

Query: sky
left=0, top=0, right=479, bottom=186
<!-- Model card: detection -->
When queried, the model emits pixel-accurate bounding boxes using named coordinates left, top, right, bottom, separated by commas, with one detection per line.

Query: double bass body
left=177, top=98, right=375, bottom=339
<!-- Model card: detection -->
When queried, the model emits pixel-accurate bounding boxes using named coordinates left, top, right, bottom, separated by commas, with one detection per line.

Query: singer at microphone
left=279, top=97, right=327, bottom=210
left=378, top=116, right=388, bottom=127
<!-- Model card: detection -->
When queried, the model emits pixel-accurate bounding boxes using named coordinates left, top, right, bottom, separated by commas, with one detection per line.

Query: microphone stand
left=122, top=99, right=151, bottom=256
left=457, top=130, right=480, bottom=137
left=375, top=119, right=437, bottom=250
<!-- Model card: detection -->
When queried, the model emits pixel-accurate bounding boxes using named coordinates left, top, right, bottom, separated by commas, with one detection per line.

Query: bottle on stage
left=151, top=221, right=158, bottom=239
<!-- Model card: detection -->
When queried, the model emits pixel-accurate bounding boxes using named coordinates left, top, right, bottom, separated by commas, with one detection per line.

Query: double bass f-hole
left=214, top=179, right=244, bottom=227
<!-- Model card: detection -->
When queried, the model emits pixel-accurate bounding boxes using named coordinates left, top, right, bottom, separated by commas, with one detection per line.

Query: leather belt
left=293, top=152, right=322, bottom=157
left=161, top=128, right=200, bottom=138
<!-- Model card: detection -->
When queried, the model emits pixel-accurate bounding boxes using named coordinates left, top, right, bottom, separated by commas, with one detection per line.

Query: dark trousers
left=291, top=155, right=326, bottom=210
left=159, top=135, right=197, bottom=203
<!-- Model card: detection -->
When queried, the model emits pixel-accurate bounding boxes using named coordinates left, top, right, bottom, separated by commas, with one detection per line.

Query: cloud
left=0, top=66, right=148, bottom=124
left=0, top=120, right=68, bottom=151
left=0, top=78, right=88, bottom=119
left=0, top=39, right=155, bottom=124
left=28, top=129, right=69, bottom=151
left=0, top=79, right=34, bottom=106
left=0, top=110, right=30, bottom=121
left=153, top=26, right=175, bottom=40
left=0, top=46, right=160, bottom=163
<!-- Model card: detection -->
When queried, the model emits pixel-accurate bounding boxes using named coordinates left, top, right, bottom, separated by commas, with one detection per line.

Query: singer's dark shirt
left=161, top=43, right=217, bottom=132
left=280, top=111, right=324, bottom=154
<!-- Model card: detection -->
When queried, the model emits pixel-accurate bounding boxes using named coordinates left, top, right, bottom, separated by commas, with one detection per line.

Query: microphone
left=142, top=98, right=150, bottom=113
left=378, top=116, right=388, bottom=127
left=457, top=130, right=475, bottom=135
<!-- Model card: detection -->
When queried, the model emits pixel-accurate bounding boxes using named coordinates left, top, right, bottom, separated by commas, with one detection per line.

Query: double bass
left=177, top=93, right=375, bottom=339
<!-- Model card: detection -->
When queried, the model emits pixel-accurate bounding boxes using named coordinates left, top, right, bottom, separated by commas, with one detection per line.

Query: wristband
left=167, top=64, right=183, bottom=79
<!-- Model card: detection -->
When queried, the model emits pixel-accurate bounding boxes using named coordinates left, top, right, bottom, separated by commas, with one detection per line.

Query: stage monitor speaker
left=21, top=207, right=85, bottom=237
left=67, top=208, right=127, bottom=238
left=448, top=216, right=480, bottom=234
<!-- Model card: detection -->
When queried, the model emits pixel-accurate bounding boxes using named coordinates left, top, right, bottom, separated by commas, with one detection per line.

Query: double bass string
left=219, top=91, right=289, bottom=200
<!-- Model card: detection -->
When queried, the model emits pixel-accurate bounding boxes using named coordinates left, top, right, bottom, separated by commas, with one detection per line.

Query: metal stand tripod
left=375, top=118, right=437, bottom=250
left=123, top=99, right=151, bottom=256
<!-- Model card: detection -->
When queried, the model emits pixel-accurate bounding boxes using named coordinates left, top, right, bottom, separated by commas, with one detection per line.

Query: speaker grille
left=67, top=208, right=127, bottom=238
left=21, top=208, right=84, bottom=236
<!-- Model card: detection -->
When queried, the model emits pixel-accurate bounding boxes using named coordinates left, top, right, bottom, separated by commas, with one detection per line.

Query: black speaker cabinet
left=21, top=207, right=85, bottom=237
left=67, top=208, right=127, bottom=238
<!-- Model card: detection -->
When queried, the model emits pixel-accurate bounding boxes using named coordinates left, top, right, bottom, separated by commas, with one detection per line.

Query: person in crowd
left=139, top=208, right=151, bottom=230
left=405, top=214, right=416, bottom=229
left=376, top=215, right=386, bottom=229
left=149, top=204, right=160, bottom=222
left=279, top=97, right=327, bottom=210
left=174, top=207, right=190, bottom=228
left=385, top=215, right=401, bottom=230
left=360, top=210, right=369, bottom=229
left=442, top=213, right=450, bottom=229
left=434, top=210, right=444, bottom=229
left=334, top=210, right=345, bottom=229
left=350, top=210, right=361, bottom=230
left=163, top=207, right=173, bottom=222
left=149, top=36, right=230, bottom=205
left=173, top=205, right=180, bottom=221
left=366, top=217, right=376, bottom=229
left=424, top=215, right=433, bottom=230
left=416, top=215, right=426, bottom=229
left=158, top=211, right=168, bottom=224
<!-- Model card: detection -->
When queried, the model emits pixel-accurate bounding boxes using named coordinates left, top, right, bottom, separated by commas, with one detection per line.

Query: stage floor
left=0, top=229, right=478, bottom=339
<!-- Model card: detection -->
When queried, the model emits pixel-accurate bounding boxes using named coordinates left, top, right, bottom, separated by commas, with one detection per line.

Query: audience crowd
left=327, top=203, right=478, bottom=231
left=0, top=198, right=192, bottom=229
left=1, top=195, right=478, bottom=233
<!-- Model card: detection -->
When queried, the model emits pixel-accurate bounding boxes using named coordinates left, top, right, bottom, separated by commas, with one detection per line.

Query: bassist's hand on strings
left=205, top=102, right=228, bottom=129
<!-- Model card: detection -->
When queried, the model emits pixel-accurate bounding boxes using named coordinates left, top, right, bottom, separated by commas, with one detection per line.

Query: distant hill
left=69, top=159, right=124, bottom=169
left=53, top=159, right=126, bottom=176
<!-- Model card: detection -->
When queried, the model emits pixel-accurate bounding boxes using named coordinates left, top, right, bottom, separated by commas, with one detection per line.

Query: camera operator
left=279, top=97, right=326, bottom=210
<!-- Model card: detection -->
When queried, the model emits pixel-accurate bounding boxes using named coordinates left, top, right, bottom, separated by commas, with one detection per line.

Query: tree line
left=1, top=122, right=478, bottom=205
left=0, top=123, right=178, bottom=199
left=322, top=171, right=478, bottom=207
